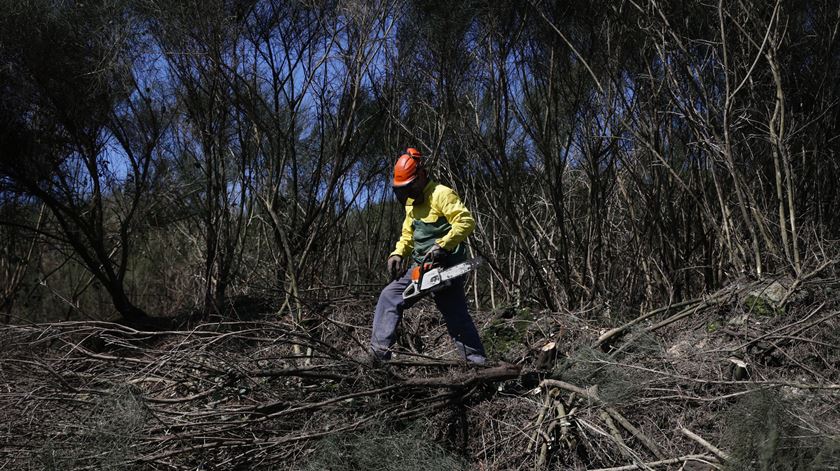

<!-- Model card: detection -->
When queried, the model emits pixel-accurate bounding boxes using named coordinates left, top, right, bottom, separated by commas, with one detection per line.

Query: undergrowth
left=301, top=422, right=466, bottom=471
left=724, top=390, right=840, bottom=470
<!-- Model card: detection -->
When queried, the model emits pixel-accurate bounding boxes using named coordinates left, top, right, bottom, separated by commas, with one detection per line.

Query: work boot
left=466, top=353, right=487, bottom=365
left=354, top=350, right=389, bottom=368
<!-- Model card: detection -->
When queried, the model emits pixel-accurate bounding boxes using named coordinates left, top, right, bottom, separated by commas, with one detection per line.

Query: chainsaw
left=402, top=256, right=483, bottom=301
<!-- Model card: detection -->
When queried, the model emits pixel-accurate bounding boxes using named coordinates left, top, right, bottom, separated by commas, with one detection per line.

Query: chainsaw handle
left=402, top=281, right=422, bottom=300
left=402, top=252, right=434, bottom=301
left=417, top=252, right=432, bottom=290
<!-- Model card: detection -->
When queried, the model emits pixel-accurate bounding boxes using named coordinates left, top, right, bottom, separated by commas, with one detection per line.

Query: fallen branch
left=602, top=410, right=633, bottom=460
left=644, top=302, right=708, bottom=333
left=403, top=364, right=522, bottom=388
left=587, top=454, right=719, bottom=471
left=593, top=297, right=702, bottom=348
left=680, top=426, right=730, bottom=462
left=595, top=286, right=740, bottom=350
left=780, top=258, right=839, bottom=307
left=527, top=388, right=555, bottom=454
left=541, top=379, right=666, bottom=459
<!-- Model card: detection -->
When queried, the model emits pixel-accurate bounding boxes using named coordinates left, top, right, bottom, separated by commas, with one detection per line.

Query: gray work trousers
left=371, top=270, right=486, bottom=364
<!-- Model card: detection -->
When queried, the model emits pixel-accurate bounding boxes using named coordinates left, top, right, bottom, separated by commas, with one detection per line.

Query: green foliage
left=724, top=390, right=840, bottom=471
left=481, top=308, right=534, bottom=358
left=744, top=295, right=784, bottom=317
left=706, top=320, right=721, bottom=333
left=556, top=344, right=650, bottom=404
left=302, top=423, right=465, bottom=471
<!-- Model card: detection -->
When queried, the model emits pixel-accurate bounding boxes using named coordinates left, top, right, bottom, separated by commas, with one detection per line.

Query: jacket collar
left=406, top=180, right=436, bottom=207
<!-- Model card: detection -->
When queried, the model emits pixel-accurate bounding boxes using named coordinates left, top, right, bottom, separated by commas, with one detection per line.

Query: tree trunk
left=110, top=287, right=149, bottom=323
left=2, top=298, right=11, bottom=325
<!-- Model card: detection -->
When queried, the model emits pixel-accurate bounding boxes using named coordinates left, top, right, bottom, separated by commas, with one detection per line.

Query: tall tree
left=0, top=0, right=165, bottom=323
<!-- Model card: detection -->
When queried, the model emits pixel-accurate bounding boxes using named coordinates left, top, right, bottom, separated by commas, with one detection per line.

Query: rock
left=743, top=279, right=811, bottom=317
left=750, top=281, right=787, bottom=304
left=744, top=281, right=788, bottom=317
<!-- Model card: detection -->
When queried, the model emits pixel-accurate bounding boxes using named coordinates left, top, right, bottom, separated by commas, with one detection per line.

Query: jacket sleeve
left=390, top=210, right=414, bottom=258
left=435, top=188, right=475, bottom=252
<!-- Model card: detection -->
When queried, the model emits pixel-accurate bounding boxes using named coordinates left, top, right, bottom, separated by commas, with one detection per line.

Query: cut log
left=536, top=341, right=559, bottom=370
left=403, top=363, right=522, bottom=388
left=727, top=357, right=750, bottom=381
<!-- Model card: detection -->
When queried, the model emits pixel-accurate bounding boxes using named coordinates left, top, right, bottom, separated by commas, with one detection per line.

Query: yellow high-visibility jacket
left=390, top=180, right=475, bottom=265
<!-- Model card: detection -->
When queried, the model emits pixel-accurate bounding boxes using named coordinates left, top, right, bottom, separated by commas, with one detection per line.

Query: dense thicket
left=2, top=0, right=839, bottom=323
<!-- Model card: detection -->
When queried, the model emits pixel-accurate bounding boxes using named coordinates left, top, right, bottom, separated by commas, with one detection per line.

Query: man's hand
left=427, top=244, right=448, bottom=263
left=387, top=255, right=403, bottom=281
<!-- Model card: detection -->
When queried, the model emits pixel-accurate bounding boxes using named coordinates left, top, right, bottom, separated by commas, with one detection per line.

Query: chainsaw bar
left=402, top=256, right=483, bottom=300
left=437, top=256, right=483, bottom=282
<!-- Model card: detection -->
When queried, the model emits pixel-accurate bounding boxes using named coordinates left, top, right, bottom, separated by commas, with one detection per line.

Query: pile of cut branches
left=0, top=276, right=838, bottom=470
left=0, top=320, right=517, bottom=469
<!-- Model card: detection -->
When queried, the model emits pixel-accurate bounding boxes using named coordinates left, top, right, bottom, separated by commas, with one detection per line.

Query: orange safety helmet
left=393, top=153, right=421, bottom=187
left=406, top=147, right=422, bottom=158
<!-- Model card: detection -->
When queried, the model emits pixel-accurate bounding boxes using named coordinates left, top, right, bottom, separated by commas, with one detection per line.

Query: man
left=370, top=148, right=486, bottom=364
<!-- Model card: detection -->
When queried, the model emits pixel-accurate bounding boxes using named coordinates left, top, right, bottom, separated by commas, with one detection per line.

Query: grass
left=724, top=390, right=840, bottom=471
left=37, top=384, right=149, bottom=471
left=301, top=423, right=465, bottom=471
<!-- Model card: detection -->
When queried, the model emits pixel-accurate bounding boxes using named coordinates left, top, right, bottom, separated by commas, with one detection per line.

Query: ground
left=1, top=277, right=838, bottom=470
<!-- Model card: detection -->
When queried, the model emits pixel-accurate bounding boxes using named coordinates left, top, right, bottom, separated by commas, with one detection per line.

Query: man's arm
left=390, top=211, right=414, bottom=258
left=434, top=188, right=475, bottom=251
